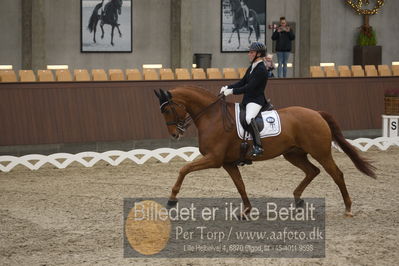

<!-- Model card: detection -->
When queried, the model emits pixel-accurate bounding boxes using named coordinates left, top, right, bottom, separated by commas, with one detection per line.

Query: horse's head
left=154, top=89, right=189, bottom=140
left=113, top=0, right=122, bottom=15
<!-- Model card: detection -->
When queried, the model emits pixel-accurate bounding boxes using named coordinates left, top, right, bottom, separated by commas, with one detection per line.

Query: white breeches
left=245, top=102, right=262, bottom=125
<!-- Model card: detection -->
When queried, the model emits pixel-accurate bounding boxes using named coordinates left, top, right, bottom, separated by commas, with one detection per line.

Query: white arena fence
left=0, top=137, right=398, bottom=173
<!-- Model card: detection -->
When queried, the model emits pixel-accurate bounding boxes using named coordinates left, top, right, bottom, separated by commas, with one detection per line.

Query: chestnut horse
left=154, top=86, right=376, bottom=217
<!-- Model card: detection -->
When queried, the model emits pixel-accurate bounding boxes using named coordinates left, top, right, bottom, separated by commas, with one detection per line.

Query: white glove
left=223, top=88, right=233, bottom=96
left=219, top=86, right=228, bottom=94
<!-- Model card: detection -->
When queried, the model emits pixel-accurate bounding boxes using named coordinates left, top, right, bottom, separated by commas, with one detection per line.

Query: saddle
left=239, top=99, right=274, bottom=132
left=236, top=99, right=274, bottom=166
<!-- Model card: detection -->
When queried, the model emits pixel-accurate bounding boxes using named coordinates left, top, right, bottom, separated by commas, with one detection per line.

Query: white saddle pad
left=235, top=103, right=282, bottom=140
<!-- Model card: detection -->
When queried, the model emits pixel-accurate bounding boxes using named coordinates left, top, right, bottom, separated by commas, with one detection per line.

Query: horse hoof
left=295, top=199, right=304, bottom=208
left=345, top=211, right=354, bottom=217
left=239, top=207, right=252, bottom=221
left=166, top=199, right=178, bottom=209
left=239, top=213, right=248, bottom=221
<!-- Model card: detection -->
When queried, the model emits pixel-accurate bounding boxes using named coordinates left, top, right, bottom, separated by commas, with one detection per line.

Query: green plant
left=357, top=28, right=377, bottom=46
left=346, top=0, right=384, bottom=46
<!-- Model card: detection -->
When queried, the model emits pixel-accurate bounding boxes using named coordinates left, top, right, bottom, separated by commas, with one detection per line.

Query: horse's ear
left=154, top=89, right=160, bottom=99
left=166, top=91, right=172, bottom=99
left=160, top=89, right=170, bottom=100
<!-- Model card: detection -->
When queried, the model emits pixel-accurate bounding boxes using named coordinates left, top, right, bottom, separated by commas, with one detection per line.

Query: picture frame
left=221, top=0, right=266, bottom=53
left=80, top=0, right=132, bottom=53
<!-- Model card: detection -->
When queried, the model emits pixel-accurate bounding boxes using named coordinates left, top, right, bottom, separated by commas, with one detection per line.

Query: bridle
left=160, top=94, right=234, bottom=133
left=160, top=100, right=192, bottom=133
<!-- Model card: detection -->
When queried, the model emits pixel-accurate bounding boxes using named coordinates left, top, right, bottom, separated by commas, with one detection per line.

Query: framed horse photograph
left=221, top=0, right=266, bottom=52
left=80, top=0, right=132, bottom=53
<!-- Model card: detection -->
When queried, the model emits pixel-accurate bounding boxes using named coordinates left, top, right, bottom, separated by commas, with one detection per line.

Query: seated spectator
left=264, top=53, right=275, bottom=78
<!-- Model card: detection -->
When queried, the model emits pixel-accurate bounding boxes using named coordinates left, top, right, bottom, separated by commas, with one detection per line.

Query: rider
left=99, top=0, right=105, bottom=16
left=220, top=42, right=268, bottom=157
left=240, top=0, right=250, bottom=28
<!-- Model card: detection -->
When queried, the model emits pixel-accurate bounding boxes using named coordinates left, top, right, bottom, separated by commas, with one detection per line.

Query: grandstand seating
left=310, top=66, right=324, bottom=77
left=37, top=70, right=55, bottom=81
left=391, top=65, right=399, bottom=76
left=223, top=68, right=239, bottom=79
left=1, top=65, right=398, bottom=83
left=160, top=68, right=175, bottom=80
left=338, top=65, right=351, bottom=77
left=0, top=70, right=17, bottom=82
left=365, top=65, right=378, bottom=77
left=92, top=69, right=108, bottom=81
left=192, top=68, right=206, bottom=79
left=237, top=67, right=247, bottom=78
left=143, top=69, right=159, bottom=80
left=74, top=69, right=91, bottom=81
left=351, top=65, right=365, bottom=77
left=109, top=69, right=124, bottom=81
left=323, top=66, right=338, bottom=77
left=175, top=68, right=190, bottom=80
left=55, top=69, right=72, bottom=81
left=126, top=69, right=142, bottom=80
left=206, top=68, right=223, bottom=79
left=19, top=70, right=36, bottom=82
left=377, top=65, right=392, bottom=76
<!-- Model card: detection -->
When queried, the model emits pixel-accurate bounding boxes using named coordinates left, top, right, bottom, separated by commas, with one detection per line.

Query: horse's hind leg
left=111, top=25, right=115, bottom=45
left=283, top=149, right=320, bottom=206
left=116, top=24, right=122, bottom=37
left=315, top=154, right=353, bottom=217
left=223, top=163, right=251, bottom=214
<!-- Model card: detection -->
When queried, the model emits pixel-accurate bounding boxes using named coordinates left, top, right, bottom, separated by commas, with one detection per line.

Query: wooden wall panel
left=0, top=77, right=397, bottom=146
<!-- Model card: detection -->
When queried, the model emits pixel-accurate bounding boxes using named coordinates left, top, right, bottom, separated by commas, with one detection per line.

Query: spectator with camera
left=271, top=16, right=295, bottom=78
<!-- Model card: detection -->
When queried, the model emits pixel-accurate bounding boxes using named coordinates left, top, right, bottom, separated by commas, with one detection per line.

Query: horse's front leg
left=100, top=22, right=105, bottom=39
left=93, top=20, right=98, bottom=43
left=111, top=25, right=115, bottom=46
left=223, top=163, right=252, bottom=217
left=168, top=155, right=222, bottom=207
left=228, top=27, right=236, bottom=43
left=248, top=26, right=253, bottom=44
left=236, top=30, right=241, bottom=49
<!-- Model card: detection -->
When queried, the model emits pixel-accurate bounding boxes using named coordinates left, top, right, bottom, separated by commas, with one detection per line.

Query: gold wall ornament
left=346, top=0, right=385, bottom=15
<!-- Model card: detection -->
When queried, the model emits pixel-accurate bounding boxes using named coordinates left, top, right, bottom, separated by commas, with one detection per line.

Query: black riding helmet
left=249, top=42, right=266, bottom=57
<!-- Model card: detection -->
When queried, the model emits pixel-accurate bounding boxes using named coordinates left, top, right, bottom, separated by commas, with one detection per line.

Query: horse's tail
left=88, top=0, right=104, bottom=32
left=249, top=9, right=260, bottom=40
left=318, top=111, right=376, bottom=178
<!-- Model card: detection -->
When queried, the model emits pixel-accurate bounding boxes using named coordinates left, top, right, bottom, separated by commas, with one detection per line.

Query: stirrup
left=252, top=146, right=264, bottom=157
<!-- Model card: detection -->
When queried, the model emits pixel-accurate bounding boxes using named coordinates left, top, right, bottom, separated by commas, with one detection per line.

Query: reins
left=219, top=95, right=235, bottom=132
left=161, top=94, right=235, bottom=133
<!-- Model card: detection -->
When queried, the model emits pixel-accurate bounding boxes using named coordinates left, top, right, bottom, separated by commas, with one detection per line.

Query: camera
left=268, top=24, right=278, bottom=30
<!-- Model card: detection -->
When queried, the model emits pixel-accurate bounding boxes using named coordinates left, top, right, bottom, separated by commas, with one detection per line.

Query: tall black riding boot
left=249, top=118, right=264, bottom=157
